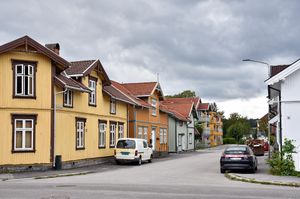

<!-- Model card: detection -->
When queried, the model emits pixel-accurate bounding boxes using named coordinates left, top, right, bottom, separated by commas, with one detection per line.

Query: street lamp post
left=242, top=59, right=272, bottom=159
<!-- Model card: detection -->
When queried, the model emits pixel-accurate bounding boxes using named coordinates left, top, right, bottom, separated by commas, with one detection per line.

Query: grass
left=224, top=173, right=300, bottom=187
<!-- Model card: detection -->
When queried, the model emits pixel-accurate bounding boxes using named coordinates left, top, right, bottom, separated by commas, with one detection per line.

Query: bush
left=267, top=138, right=296, bottom=176
left=223, top=137, right=237, bottom=144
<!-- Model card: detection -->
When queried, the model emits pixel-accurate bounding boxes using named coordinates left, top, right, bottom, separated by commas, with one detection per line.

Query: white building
left=265, top=60, right=300, bottom=171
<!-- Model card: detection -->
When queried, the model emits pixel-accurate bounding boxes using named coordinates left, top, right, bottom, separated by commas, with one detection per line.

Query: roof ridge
left=70, top=59, right=96, bottom=63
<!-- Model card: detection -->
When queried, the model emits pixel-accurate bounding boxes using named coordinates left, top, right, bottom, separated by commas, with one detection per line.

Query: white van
left=115, top=138, right=153, bottom=165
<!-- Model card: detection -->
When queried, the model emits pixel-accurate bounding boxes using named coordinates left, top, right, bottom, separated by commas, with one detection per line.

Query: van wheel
left=137, top=157, right=142, bottom=165
left=148, top=155, right=153, bottom=163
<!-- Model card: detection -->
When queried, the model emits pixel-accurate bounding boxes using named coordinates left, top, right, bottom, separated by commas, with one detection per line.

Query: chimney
left=45, top=43, right=60, bottom=55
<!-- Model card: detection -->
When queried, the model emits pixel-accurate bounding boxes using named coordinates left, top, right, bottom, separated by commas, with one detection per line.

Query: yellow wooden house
left=0, top=36, right=134, bottom=171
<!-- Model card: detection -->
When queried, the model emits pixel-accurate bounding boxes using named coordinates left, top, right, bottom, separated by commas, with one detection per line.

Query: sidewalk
left=226, top=154, right=300, bottom=187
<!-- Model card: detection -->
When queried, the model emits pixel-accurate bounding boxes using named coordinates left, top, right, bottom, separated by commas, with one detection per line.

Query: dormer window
left=110, top=98, right=116, bottom=114
left=151, top=98, right=157, bottom=116
left=13, top=60, right=36, bottom=98
left=63, top=89, right=73, bottom=107
left=88, top=76, right=97, bottom=106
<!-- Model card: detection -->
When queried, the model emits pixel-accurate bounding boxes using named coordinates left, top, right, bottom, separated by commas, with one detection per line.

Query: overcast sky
left=1, top=0, right=299, bottom=118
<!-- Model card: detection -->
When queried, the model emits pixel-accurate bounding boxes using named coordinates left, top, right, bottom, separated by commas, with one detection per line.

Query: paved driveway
left=1, top=147, right=300, bottom=199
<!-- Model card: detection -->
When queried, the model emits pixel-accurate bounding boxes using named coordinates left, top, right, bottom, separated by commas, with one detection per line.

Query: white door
left=151, top=127, right=156, bottom=151
left=143, top=140, right=149, bottom=160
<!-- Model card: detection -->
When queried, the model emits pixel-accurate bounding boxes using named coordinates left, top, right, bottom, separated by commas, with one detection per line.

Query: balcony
left=199, top=115, right=210, bottom=123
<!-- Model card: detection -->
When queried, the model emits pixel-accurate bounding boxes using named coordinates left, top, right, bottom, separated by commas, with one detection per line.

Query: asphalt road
left=1, top=147, right=300, bottom=199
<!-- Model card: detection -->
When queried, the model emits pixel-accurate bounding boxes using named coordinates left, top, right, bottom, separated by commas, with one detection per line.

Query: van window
left=116, top=140, right=136, bottom=149
left=143, top=141, right=147, bottom=148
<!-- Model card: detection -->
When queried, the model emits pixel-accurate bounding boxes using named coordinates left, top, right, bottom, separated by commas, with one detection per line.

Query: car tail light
left=135, top=150, right=138, bottom=156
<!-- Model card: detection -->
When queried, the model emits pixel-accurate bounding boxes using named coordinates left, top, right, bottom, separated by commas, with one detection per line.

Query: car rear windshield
left=225, top=147, right=249, bottom=155
left=116, top=140, right=136, bottom=149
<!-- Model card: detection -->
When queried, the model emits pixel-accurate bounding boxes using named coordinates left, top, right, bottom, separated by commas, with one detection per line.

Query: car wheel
left=137, top=157, right=142, bottom=165
left=148, top=155, right=153, bottom=163
left=220, top=168, right=225, bottom=174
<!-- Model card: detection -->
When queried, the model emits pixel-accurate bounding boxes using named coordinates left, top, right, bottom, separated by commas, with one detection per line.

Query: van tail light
left=114, top=150, right=116, bottom=156
left=135, top=150, right=138, bottom=156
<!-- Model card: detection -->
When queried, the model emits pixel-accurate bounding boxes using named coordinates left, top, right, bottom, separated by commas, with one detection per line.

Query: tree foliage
left=166, top=90, right=196, bottom=98
left=223, top=113, right=251, bottom=143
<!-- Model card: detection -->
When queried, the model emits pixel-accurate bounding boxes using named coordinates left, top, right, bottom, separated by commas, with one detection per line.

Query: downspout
left=175, top=119, right=178, bottom=153
left=127, top=104, right=129, bottom=138
left=133, top=106, right=137, bottom=138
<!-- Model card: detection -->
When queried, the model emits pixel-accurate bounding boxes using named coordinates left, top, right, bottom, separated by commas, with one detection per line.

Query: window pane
left=24, top=76, right=29, bottom=95
left=25, top=66, right=29, bottom=75
left=16, top=76, right=23, bottom=94
left=28, top=77, right=33, bottom=95
left=16, top=131, right=22, bottom=148
left=16, top=120, right=23, bottom=128
left=25, top=131, right=32, bottom=148
left=16, top=65, right=23, bottom=74
left=25, top=120, right=32, bottom=128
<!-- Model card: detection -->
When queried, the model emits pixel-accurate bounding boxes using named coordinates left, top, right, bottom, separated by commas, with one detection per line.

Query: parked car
left=247, top=139, right=265, bottom=156
left=115, top=138, right=153, bottom=165
left=220, top=145, right=258, bottom=173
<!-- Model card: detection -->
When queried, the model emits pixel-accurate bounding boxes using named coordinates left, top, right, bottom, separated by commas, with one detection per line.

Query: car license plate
left=231, top=157, right=242, bottom=160
left=121, top=152, right=129, bottom=155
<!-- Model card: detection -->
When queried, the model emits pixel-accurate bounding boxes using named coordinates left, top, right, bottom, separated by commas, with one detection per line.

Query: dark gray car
left=220, top=145, right=258, bottom=173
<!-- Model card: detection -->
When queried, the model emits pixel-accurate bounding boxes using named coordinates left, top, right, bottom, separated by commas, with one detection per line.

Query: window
left=118, top=123, right=124, bottom=139
left=88, top=77, right=97, bottom=106
left=12, top=114, right=37, bottom=152
left=110, top=98, right=116, bottom=114
left=159, top=128, right=163, bottom=144
left=138, top=127, right=143, bottom=138
left=76, top=118, right=86, bottom=149
left=13, top=60, right=36, bottom=98
left=143, top=141, right=148, bottom=148
left=99, top=120, right=107, bottom=148
left=189, top=133, right=193, bottom=144
left=151, top=99, right=157, bottom=116
left=143, top=127, right=148, bottom=140
left=163, top=129, right=167, bottom=144
left=178, top=135, right=182, bottom=146
left=63, top=89, right=73, bottom=107
left=179, top=121, right=183, bottom=126
left=109, top=122, right=116, bottom=147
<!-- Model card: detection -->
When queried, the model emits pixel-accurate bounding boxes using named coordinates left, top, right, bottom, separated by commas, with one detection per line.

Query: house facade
left=111, top=81, right=169, bottom=156
left=197, top=103, right=223, bottom=147
left=161, top=97, right=198, bottom=152
left=265, top=61, right=300, bottom=171
left=0, top=36, right=131, bottom=171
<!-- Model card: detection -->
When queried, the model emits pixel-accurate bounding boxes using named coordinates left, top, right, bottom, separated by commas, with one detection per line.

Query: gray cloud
left=1, top=0, right=300, bottom=101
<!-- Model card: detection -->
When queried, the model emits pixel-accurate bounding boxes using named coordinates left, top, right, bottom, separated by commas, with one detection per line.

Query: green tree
left=223, top=113, right=251, bottom=143
left=166, top=90, right=196, bottom=98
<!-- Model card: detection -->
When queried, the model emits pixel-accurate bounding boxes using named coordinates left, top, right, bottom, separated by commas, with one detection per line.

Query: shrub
left=267, top=138, right=296, bottom=176
left=223, top=137, right=237, bottom=144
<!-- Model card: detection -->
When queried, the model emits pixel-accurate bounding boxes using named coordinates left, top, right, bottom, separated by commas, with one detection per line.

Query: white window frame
left=15, top=64, right=34, bottom=97
left=99, top=122, right=106, bottom=148
left=159, top=128, right=163, bottom=144
left=76, top=120, right=85, bottom=149
left=138, top=126, right=143, bottom=139
left=110, top=98, right=116, bottom=114
left=151, top=98, right=157, bottom=116
left=178, top=135, right=182, bottom=146
left=14, top=119, right=34, bottom=151
left=189, top=133, right=193, bottom=144
left=163, top=129, right=167, bottom=144
left=118, top=124, right=124, bottom=139
left=143, top=127, right=148, bottom=140
left=89, top=79, right=96, bottom=105
left=63, top=89, right=73, bottom=107
left=110, top=123, right=116, bottom=147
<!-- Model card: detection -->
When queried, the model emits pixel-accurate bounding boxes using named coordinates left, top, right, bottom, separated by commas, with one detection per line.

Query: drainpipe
left=175, top=119, right=178, bottom=153
left=133, top=107, right=137, bottom=138
left=53, top=89, right=67, bottom=168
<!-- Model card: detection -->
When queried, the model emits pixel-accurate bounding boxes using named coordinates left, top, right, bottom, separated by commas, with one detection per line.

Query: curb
left=225, top=173, right=300, bottom=187
left=34, top=171, right=95, bottom=179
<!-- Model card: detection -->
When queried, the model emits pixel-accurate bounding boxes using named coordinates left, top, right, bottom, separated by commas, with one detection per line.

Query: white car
left=115, top=138, right=153, bottom=165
